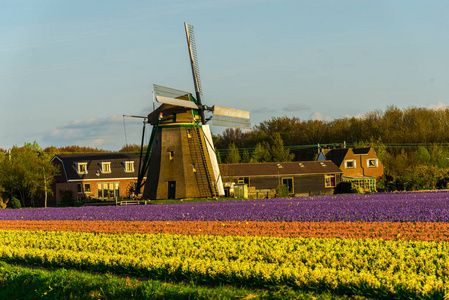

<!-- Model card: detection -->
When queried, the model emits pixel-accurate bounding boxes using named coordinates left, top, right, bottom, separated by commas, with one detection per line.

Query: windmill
left=135, top=23, right=250, bottom=200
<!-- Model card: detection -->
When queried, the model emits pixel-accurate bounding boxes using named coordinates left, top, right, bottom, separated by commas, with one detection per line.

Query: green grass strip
left=0, top=230, right=448, bottom=299
left=0, top=261, right=366, bottom=300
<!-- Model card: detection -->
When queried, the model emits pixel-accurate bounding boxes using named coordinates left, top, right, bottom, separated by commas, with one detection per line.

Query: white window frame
left=345, top=159, right=356, bottom=169
left=77, top=163, right=88, bottom=174
left=124, top=161, right=134, bottom=172
left=367, top=158, right=378, bottom=168
left=325, top=174, right=336, bottom=187
left=84, top=183, right=91, bottom=193
left=97, top=182, right=120, bottom=199
left=100, top=162, right=111, bottom=173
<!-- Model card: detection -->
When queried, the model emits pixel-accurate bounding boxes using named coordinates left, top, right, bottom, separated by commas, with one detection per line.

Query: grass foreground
left=0, top=261, right=367, bottom=299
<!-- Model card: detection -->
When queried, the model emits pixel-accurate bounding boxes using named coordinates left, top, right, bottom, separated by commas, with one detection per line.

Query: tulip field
left=1, top=191, right=449, bottom=299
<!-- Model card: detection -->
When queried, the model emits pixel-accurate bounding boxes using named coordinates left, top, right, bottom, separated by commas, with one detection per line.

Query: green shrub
left=9, top=197, right=21, bottom=209
left=275, top=185, right=289, bottom=198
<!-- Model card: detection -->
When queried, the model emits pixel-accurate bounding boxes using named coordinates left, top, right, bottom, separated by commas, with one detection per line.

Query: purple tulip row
left=1, top=191, right=449, bottom=222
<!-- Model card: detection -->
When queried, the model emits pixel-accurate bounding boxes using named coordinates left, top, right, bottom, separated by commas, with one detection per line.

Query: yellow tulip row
left=0, top=229, right=447, bottom=299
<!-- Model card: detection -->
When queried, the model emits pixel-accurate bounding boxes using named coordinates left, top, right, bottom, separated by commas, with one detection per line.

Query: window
left=77, top=183, right=82, bottom=193
left=277, top=164, right=283, bottom=168
left=192, top=164, right=196, bottom=172
left=124, top=161, right=134, bottom=172
left=97, top=182, right=120, bottom=199
left=325, top=174, right=336, bottom=187
left=101, top=162, right=111, bottom=173
left=77, top=163, right=88, bottom=174
left=187, top=129, right=191, bottom=138
left=282, top=177, right=294, bottom=194
left=169, top=151, right=174, bottom=160
left=84, top=183, right=91, bottom=193
left=367, top=158, right=378, bottom=168
left=299, top=163, right=305, bottom=167
left=345, top=160, right=356, bottom=169
left=320, top=162, right=326, bottom=167
left=238, top=177, right=250, bottom=186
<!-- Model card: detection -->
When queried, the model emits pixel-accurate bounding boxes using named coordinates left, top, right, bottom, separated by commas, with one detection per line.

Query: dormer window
left=320, top=162, right=326, bottom=167
left=100, top=162, right=111, bottom=173
left=299, top=163, right=305, bottom=167
left=367, top=158, right=378, bottom=168
left=345, top=160, right=356, bottom=169
left=77, top=163, right=88, bottom=174
left=124, top=161, right=134, bottom=172
left=277, top=164, right=283, bottom=168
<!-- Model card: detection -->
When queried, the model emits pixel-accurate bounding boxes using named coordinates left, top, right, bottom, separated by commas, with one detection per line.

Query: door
left=168, top=181, right=176, bottom=199
left=282, top=177, right=294, bottom=194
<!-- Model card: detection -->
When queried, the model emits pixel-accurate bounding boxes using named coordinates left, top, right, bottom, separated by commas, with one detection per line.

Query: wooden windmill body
left=135, top=24, right=250, bottom=200
left=142, top=97, right=221, bottom=199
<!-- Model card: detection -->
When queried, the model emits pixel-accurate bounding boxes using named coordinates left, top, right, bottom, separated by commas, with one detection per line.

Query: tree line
left=213, top=105, right=449, bottom=191
left=214, top=105, right=449, bottom=155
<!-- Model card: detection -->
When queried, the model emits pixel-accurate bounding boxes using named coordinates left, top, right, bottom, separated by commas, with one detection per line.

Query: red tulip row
left=1, top=220, right=449, bottom=241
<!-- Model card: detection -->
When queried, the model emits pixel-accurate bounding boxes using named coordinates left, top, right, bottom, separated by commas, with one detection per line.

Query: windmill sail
left=155, top=95, right=199, bottom=109
left=212, top=105, right=251, bottom=129
left=202, top=124, right=225, bottom=196
left=185, top=23, right=202, bottom=97
left=153, top=84, right=190, bottom=99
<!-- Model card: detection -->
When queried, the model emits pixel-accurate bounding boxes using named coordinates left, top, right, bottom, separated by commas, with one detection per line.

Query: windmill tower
left=135, top=23, right=250, bottom=200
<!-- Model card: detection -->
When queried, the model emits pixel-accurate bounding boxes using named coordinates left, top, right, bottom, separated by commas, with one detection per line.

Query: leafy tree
left=415, top=146, right=431, bottom=166
left=0, top=142, right=58, bottom=207
left=213, top=128, right=250, bottom=149
left=251, top=142, right=271, bottom=163
left=119, top=144, right=148, bottom=153
left=403, top=166, right=448, bottom=191
left=44, top=145, right=107, bottom=153
left=270, top=133, right=294, bottom=162
left=241, top=149, right=251, bottom=163
left=225, top=143, right=241, bottom=164
left=428, top=144, right=449, bottom=168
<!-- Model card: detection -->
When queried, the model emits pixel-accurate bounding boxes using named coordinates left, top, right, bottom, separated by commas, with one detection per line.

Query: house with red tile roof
left=317, top=147, right=384, bottom=192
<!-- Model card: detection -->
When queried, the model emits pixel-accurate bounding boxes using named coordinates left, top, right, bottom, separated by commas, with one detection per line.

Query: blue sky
left=1, top=0, right=448, bottom=151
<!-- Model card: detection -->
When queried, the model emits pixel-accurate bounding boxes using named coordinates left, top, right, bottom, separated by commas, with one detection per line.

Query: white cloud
left=342, top=111, right=368, bottom=119
left=428, top=101, right=447, bottom=110
left=43, top=114, right=145, bottom=150
left=311, top=112, right=332, bottom=121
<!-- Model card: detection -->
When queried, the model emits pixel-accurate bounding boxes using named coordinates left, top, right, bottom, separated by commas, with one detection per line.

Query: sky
left=1, top=0, right=449, bottom=151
